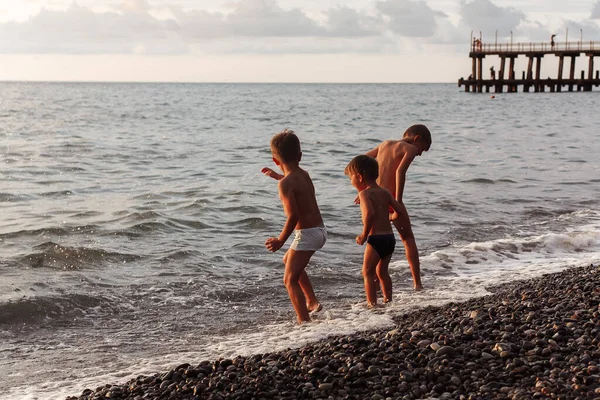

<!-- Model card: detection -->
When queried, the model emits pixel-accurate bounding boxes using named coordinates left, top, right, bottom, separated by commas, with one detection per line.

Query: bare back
left=368, top=139, right=418, bottom=200
left=361, top=186, right=395, bottom=235
left=279, top=168, right=323, bottom=230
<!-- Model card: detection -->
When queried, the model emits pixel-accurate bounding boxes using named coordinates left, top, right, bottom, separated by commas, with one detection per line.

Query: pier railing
left=471, top=41, right=599, bottom=53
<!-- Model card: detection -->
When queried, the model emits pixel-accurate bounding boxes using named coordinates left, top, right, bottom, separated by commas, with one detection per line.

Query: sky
left=0, top=0, right=599, bottom=82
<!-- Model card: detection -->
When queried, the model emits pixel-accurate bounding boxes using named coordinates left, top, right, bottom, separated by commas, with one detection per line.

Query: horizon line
left=0, top=80, right=456, bottom=84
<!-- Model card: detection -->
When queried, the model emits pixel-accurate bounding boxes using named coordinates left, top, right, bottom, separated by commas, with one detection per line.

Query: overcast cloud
left=376, top=0, right=447, bottom=38
left=0, top=0, right=598, bottom=55
left=459, top=0, right=525, bottom=37
left=591, top=1, right=600, bottom=19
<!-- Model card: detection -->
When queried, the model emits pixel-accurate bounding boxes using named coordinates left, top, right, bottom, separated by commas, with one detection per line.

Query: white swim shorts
left=289, top=225, right=327, bottom=252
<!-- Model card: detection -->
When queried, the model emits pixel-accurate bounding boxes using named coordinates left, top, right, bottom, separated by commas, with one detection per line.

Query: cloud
left=168, top=8, right=228, bottom=39
left=459, top=0, right=525, bottom=35
left=200, top=36, right=397, bottom=55
left=376, top=0, right=447, bottom=37
left=122, top=0, right=151, bottom=12
left=0, top=0, right=380, bottom=54
left=323, top=6, right=382, bottom=37
left=225, top=0, right=324, bottom=37
left=515, top=21, right=551, bottom=42
left=0, top=3, right=182, bottom=54
left=0, top=0, right=592, bottom=56
left=561, top=19, right=600, bottom=41
left=591, top=1, right=600, bottom=19
left=430, top=16, right=468, bottom=44
left=163, top=2, right=382, bottom=40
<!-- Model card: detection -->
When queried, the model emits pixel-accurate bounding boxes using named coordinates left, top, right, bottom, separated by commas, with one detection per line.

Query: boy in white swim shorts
left=262, top=129, right=327, bottom=323
left=290, top=225, right=327, bottom=252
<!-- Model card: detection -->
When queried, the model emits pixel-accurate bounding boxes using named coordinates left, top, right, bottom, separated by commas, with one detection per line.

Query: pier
left=458, top=40, right=600, bottom=93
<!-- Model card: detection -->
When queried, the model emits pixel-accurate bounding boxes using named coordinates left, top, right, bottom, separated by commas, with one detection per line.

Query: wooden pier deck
left=458, top=40, right=600, bottom=93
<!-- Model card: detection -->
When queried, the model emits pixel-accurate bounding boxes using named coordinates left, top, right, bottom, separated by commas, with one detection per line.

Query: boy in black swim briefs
left=345, top=155, right=405, bottom=307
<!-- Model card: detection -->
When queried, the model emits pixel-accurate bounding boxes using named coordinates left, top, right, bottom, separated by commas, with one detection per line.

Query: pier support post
left=498, top=56, right=506, bottom=93
left=569, top=56, right=576, bottom=92
left=583, top=55, right=595, bottom=91
left=535, top=56, right=542, bottom=92
left=526, top=56, right=533, bottom=79
left=525, top=56, right=534, bottom=92
left=477, top=57, right=484, bottom=92
left=557, top=56, right=564, bottom=92
left=471, top=57, right=476, bottom=92
left=508, top=56, right=516, bottom=92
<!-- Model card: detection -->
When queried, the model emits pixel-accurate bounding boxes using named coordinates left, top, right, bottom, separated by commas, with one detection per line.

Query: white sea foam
left=421, top=214, right=600, bottom=282
left=6, top=218, right=600, bottom=400
left=7, top=221, right=600, bottom=400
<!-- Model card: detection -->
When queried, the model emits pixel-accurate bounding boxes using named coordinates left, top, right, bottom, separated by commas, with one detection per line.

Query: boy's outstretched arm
left=395, top=148, right=417, bottom=202
left=265, top=180, right=299, bottom=252
left=261, top=167, right=284, bottom=180
left=356, top=191, right=374, bottom=245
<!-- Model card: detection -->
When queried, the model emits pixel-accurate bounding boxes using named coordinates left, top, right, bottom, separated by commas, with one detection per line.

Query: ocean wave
left=38, top=190, right=75, bottom=198
left=460, top=178, right=498, bottom=184
left=522, top=207, right=560, bottom=219
left=0, top=226, right=92, bottom=240
left=0, top=193, right=34, bottom=202
left=223, top=217, right=269, bottom=229
left=107, top=211, right=213, bottom=234
left=106, top=222, right=210, bottom=237
left=18, top=242, right=141, bottom=270
left=132, top=193, right=170, bottom=201
left=158, top=249, right=203, bottom=263
left=167, top=218, right=211, bottom=230
left=0, top=293, right=117, bottom=326
left=69, top=211, right=104, bottom=219
left=557, top=180, right=592, bottom=185
left=217, top=205, right=264, bottom=214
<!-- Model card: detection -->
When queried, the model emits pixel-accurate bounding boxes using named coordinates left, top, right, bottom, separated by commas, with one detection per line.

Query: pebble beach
left=66, top=263, right=600, bottom=400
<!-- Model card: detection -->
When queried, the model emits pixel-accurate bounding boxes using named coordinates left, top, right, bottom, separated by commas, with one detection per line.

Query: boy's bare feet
left=307, top=303, right=322, bottom=314
left=414, top=284, right=423, bottom=291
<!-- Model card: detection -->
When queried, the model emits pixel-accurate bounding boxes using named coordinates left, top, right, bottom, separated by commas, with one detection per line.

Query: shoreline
left=67, top=263, right=600, bottom=399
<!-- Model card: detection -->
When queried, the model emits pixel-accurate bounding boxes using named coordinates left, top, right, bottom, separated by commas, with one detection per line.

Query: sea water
left=0, top=82, right=599, bottom=399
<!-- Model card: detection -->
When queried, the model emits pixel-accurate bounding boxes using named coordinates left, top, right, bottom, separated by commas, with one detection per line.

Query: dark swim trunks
left=367, top=234, right=396, bottom=259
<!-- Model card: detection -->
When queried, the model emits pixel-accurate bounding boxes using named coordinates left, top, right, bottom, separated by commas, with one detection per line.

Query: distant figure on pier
left=468, top=74, right=473, bottom=80
left=473, top=38, right=482, bottom=51
left=490, top=66, right=495, bottom=80
left=551, top=34, right=556, bottom=50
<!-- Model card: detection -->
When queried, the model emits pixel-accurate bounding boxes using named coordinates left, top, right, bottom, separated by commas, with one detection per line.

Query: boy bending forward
left=365, top=124, right=431, bottom=290
left=262, top=129, right=326, bottom=323
left=346, top=155, right=405, bottom=307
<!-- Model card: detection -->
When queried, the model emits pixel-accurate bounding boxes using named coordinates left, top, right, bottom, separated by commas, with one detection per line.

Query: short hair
left=344, top=155, right=379, bottom=181
left=270, top=128, right=301, bottom=163
left=404, top=124, right=432, bottom=148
